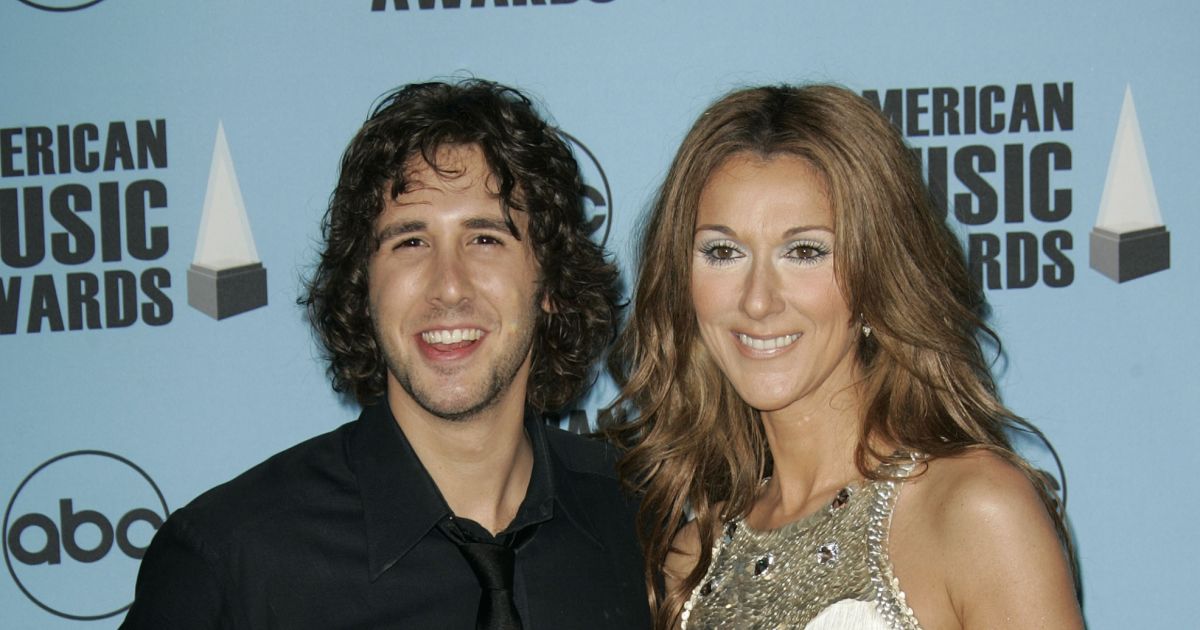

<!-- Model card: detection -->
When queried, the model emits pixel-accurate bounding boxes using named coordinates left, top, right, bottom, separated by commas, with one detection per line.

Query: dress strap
left=864, top=454, right=924, bottom=629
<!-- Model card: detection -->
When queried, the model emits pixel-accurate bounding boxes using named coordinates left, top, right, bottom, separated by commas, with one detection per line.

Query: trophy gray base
left=187, top=262, right=268, bottom=320
left=1089, top=225, right=1170, bottom=283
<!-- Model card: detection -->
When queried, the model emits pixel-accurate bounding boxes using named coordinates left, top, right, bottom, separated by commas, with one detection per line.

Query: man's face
left=367, top=144, right=545, bottom=422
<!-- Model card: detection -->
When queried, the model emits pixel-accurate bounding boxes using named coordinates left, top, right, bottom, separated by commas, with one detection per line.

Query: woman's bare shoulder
left=894, top=449, right=1082, bottom=629
left=664, top=519, right=700, bottom=587
left=900, top=449, right=1062, bottom=572
left=663, top=505, right=726, bottom=590
left=907, top=449, right=1046, bottom=519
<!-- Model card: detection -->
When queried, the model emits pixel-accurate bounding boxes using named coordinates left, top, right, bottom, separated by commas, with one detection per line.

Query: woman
left=610, top=85, right=1083, bottom=629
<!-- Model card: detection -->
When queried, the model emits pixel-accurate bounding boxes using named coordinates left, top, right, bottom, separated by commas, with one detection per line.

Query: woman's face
left=690, top=153, right=860, bottom=415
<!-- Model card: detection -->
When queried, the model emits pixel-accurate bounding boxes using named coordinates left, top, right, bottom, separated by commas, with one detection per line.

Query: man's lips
left=417, top=328, right=485, bottom=358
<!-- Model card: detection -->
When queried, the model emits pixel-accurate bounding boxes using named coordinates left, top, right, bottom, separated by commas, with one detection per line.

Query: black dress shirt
left=121, top=403, right=650, bottom=629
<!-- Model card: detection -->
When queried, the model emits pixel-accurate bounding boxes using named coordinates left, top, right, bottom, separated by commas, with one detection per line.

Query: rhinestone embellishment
left=830, top=487, right=851, bottom=510
left=752, top=552, right=775, bottom=577
left=815, top=541, right=840, bottom=566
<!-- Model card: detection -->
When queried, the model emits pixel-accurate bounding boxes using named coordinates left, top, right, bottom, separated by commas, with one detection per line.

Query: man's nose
left=428, top=246, right=472, bottom=307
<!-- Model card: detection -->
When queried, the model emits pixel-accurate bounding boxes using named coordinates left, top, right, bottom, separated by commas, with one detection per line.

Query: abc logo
left=3, top=450, right=169, bottom=620
left=562, top=132, right=614, bottom=247
left=15, top=0, right=106, bottom=11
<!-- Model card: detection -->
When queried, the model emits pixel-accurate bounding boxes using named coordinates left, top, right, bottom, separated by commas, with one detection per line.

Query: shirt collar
left=350, top=403, right=446, bottom=581
left=349, top=402, right=601, bottom=581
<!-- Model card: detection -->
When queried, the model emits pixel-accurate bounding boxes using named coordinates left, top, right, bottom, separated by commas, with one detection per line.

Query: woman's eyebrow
left=694, top=224, right=735, bottom=236
left=782, top=224, right=833, bottom=237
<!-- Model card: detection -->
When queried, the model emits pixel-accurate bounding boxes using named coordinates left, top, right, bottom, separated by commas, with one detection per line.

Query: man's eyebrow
left=375, top=220, right=426, bottom=243
left=463, top=217, right=513, bottom=233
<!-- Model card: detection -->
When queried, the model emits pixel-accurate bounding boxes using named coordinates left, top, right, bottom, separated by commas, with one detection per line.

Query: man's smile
left=420, top=328, right=485, bottom=344
left=415, top=327, right=488, bottom=359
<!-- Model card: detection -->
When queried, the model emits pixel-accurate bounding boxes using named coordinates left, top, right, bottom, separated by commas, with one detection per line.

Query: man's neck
left=387, top=389, right=534, bottom=535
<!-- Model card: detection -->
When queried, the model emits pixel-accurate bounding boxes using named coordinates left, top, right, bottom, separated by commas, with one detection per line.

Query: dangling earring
left=860, top=315, right=872, bottom=339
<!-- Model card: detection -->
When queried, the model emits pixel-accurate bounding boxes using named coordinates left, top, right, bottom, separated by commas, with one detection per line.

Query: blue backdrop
left=2, top=1, right=1196, bottom=627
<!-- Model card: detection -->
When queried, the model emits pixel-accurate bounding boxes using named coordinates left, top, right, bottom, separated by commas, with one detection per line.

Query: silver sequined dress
left=681, top=459, right=924, bottom=629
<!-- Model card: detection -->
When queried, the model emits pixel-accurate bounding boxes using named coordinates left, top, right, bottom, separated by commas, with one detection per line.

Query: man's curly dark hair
left=301, top=79, right=621, bottom=413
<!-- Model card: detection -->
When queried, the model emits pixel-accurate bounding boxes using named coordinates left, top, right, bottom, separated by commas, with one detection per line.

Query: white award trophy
left=1089, top=85, right=1171, bottom=283
left=187, top=122, right=268, bottom=319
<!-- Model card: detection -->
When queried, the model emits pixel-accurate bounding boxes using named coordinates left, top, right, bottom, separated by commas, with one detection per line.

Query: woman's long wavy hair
left=302, top=79, right=620, bottom=412
left=608, top=84, right=1076, bottom=628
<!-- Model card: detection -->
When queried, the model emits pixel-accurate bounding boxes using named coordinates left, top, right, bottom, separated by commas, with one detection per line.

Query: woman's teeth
left=737, top=333, right=799, bottom=351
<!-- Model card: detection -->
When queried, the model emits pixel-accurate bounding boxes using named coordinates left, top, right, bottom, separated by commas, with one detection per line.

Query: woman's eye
left=786, top=241, right=829, bottom=263
left=699, top=240, right=744, bottom=265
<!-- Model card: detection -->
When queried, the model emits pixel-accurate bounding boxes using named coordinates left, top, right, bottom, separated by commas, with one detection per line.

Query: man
left=123, top=80, right=649, bottom=629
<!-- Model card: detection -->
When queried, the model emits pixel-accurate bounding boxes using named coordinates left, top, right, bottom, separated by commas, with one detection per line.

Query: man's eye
left=474, top=235, right=503, bottom=245
left=392, top=238, right=424, bottom=249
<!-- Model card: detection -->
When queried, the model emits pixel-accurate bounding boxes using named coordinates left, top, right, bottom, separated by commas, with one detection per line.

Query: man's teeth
left=737, top=333, right=799, bottom=351
left=421, top=329, right=483, bottom=344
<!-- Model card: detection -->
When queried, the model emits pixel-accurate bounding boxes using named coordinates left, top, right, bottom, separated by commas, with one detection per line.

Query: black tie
left=449, top=525, right=523, bottom=630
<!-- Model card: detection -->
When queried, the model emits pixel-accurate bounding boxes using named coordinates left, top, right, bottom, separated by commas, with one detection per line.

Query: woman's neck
left=753, top=386, right=866, bottom=529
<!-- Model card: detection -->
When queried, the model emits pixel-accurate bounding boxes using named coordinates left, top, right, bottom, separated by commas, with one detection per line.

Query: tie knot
left=458, top=541, right=515, bottom=590
left=444, top=522, right=525, bottom=630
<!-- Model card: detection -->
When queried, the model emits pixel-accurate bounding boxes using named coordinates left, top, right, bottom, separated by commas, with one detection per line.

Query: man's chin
left=418, top=400, right=489, bottom=423
left=407, top=384, right=500, bottom=423
left=386, top=345, right=531, bottom=423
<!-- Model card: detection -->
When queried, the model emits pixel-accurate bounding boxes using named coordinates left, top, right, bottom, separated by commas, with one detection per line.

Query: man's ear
left=541, top=291, right=555, bottom=314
